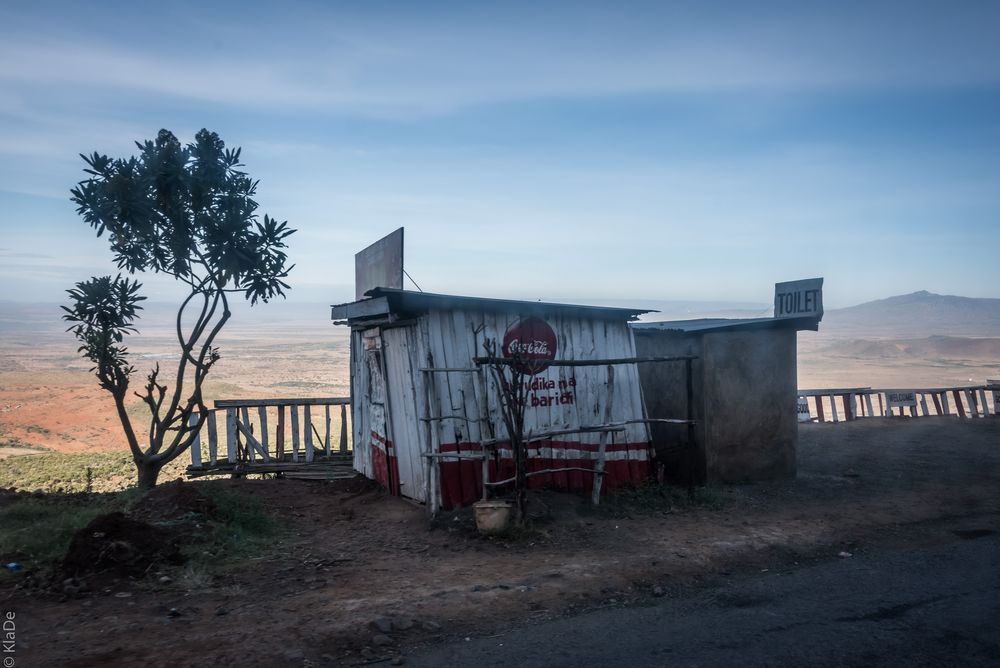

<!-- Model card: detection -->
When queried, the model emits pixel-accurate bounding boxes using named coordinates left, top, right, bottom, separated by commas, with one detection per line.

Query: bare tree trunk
left=136, top=458, right=162, bottom=490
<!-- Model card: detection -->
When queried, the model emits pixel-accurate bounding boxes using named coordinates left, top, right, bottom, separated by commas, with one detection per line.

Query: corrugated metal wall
left=350, top=307, right=652, bottom=508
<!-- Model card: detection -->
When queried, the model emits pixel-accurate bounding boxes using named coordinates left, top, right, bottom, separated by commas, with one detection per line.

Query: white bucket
left=473, top=500, right=512, bottom=534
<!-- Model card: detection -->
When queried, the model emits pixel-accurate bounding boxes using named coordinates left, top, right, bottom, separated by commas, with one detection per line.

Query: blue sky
left=1, top=0, right=998, bottom=309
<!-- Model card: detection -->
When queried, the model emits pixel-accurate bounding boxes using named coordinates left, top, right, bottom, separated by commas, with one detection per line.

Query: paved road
left=407, top=533, right=1000, bottom=667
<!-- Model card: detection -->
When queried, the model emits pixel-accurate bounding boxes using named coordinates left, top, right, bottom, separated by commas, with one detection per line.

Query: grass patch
left=0, top=492, right=135, bottom=576
left=596, top=483, right=736, bottom=518
left=0, top=451, right=190, bottom=493
left=0, top=481, right=285, bottom=583
left=172, top=483, right=286, bottom=577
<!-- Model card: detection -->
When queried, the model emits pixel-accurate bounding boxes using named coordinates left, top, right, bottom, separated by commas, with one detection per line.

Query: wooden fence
left=799, top=384, right=1000, bottom=423
left=186, top=397, right=354, bottom=480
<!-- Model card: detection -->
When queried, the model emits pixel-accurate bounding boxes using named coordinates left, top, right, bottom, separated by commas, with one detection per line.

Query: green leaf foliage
left=70, top=129, right=295, bottom=304
left=61, top=275, right=145, bottom=391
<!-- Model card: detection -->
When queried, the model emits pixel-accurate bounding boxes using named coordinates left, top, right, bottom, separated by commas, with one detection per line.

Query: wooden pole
left=591, top=365, right=615, bottom=506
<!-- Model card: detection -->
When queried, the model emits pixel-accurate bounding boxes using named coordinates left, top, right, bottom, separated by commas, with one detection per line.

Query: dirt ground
left=4, top=417, right=999, bottom=667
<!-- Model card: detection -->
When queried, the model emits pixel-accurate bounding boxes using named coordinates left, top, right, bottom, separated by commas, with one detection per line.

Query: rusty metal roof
left=331, top=288, right=653, bottom=322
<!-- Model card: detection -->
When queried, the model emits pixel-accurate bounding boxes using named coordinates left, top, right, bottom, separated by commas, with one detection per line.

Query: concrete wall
left=634, top=327, right=797, bottom=485
left=701, top=329, right=797, bottom=483
left=633, top=331, right=705, bottom=485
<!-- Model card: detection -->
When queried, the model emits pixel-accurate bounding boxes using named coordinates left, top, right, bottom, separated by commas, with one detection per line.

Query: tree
left=63, top=129, right=295, bottom=489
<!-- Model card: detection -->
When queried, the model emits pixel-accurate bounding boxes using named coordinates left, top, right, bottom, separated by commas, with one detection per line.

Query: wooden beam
left=474, top=355, right=697, bottom=368
left=214, top=397, right=350, bottom=408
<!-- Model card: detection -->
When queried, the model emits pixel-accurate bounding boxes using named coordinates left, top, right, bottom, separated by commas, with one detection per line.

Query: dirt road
left=7, top=417, right=1000, bottom=667
left=407, top=532, right=1000, bottom=667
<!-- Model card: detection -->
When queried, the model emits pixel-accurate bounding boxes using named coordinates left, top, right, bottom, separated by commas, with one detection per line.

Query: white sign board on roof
left=774, top=277, right=824, bottom=320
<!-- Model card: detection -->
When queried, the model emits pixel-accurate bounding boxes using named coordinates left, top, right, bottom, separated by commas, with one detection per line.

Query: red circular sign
left=502, top=317, right=557, bottom=375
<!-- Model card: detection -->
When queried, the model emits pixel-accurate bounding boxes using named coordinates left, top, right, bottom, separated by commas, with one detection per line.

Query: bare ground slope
left=7, top=417, right=1000, bottom=667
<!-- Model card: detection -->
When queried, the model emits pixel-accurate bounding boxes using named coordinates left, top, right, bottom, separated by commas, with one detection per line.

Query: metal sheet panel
left=354, top=228, right=403, bottom=301
left=382, top=325, right=426, bottom=501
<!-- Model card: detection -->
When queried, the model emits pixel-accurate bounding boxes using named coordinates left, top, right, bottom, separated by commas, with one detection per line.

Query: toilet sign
left=774, top=277, right=824, bottom=320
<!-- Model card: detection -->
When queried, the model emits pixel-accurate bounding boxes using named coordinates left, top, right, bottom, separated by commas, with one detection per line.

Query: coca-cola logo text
left=501, top=317, right=557, bottom=375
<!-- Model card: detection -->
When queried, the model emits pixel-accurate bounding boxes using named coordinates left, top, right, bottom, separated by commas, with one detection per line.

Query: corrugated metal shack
left=631, top=315, right=820, bottom=485
left=331, top=288, right=655, bottom=509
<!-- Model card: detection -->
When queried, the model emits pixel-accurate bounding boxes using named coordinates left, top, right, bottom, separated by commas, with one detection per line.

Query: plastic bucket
left=473, top=500, right=512, bottom=534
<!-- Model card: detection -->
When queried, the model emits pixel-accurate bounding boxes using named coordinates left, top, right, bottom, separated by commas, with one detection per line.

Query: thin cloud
left=1, top=4, right=998, bottom=116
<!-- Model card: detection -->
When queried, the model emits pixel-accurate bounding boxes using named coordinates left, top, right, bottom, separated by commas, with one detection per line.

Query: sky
left=1, top=0, right=998, bottom=310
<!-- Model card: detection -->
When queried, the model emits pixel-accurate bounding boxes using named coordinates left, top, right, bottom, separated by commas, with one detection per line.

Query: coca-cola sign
left=502, top=317, right=557, bottom=376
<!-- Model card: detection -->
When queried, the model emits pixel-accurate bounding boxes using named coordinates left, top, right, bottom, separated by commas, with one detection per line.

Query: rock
left=391, top=657, right=404, bottom=666
left=158, top=575, right=172, bottom=585
left=838, top=551, right=853, bottom=558
left=421, top=621, right=442, bottom=632
left=284, top=649, right=305, bottom=661
left=215, top=607, right=228, bottom=616
left=471, top=584, right=487, bottom=592
left=370, top=617, right=394, bottom=633
left=372, top=634, right=393, bottom=647
left=62, top=578, right=81, bottom=596
left=167, top=607, right=181, bottom=618
left=360, top=648, right=377, bottom=660
left=320, top=654, right=335, bottom=663
left=114, top=592, right=132, bottom=598
left=394, top=617, right=414, bottom=631
left=652, top=585, right=665, bottom=597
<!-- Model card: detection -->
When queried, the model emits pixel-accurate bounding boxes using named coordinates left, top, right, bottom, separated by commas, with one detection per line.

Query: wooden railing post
left=276, top=405, right=286, bottom=460
left=189, top=413, right=202, bottom=467
left=226, top=408, right=237, bottom=463
left=324, top=405, right=332, bottom=456
left=339, top=404, right=348, bottom=452
left=290, top=405, right=300, bottom=462
left=304, top=405, right=314, bottom=463
left=207, top=410, right=218, bottom=465
left=258, top=406, right=269, bottom=458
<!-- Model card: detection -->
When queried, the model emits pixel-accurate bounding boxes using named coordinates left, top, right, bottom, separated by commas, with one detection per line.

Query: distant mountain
left=821, top=291, right=1000, bottom=338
